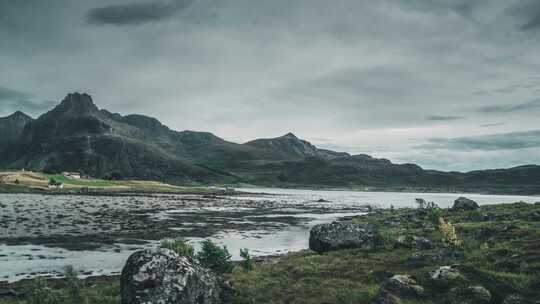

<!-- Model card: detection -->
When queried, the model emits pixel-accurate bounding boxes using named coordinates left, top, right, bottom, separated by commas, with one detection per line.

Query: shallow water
left=0, top=189, right=537, bottom=282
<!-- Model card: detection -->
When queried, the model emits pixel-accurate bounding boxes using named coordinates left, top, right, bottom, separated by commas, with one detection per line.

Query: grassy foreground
left=1, top=201, right=539, bottom=303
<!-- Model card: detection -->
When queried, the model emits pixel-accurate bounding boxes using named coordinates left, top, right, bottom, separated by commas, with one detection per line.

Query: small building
left=48, top=182, right=64, bottom=189
left=62, top=172, right=81, bottom=179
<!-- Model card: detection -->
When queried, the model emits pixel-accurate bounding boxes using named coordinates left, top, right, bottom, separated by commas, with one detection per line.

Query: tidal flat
left=0, top=189, right=537, bottom=283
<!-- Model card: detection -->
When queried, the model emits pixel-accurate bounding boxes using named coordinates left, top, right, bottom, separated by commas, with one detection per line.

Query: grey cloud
left=478, top=99, right=540, bottom=114
left=426, top=115, right=463, bottom=121
left=509, top=0, right=540, bottom=30
left=480, top=122, right=506, bottom=128
left=0, top=85, right=55, bottom=116
left=0, top=86, right=31, bottom=101
left=417, top=130, right=540, bottom=151
left=87, top=0, right=194, bottom=25
left=0, top=99, right=56, bottom=117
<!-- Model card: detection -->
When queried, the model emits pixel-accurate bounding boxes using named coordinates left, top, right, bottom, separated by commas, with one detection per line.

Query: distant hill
left=1, top=92, right=539, bottom=193
left=0, top=111, right=33, bottom=145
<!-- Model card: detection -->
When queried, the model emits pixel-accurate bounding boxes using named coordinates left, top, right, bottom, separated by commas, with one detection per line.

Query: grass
left=43, top=174, right=119, bottom=187
left=0, top=170, right=233, bottom=194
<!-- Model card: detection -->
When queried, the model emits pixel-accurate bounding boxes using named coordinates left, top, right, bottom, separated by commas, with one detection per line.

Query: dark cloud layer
left=426, top=115, right=463, bottom=121
left=0, top=86, right=31, bottom=101
left=418, top=130, right=540, bottom=151
left=87, top=0, right=194, bottom=25
left=510, top=0, right=540, bottom=30
left=0, top=86, right=55, bottom=116
left=479, top=99, right=540, bottom=114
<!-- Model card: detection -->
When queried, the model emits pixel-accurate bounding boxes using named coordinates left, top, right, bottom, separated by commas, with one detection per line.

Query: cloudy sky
left=1, top=0, right=539, bottom=171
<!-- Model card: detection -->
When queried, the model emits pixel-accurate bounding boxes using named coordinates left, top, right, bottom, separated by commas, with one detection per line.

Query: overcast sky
left=1, top=0, right=539, bottom=171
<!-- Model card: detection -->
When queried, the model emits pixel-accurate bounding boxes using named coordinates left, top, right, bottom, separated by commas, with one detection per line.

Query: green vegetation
left=2, top=269, right=119, bottom=304
left=43, top=174, right=119, bottom=187
left=239, top=248, right=254, bottom=272
left=196, top=240, right=234, bottom=275
left=159, top=239, right=234, bottom=274
left=160, top=239, right=195, bottom=260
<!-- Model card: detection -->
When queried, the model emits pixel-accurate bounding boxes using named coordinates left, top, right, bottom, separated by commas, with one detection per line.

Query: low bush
left=196, top=240, right=234, bottom=274
left=160, top=239, right=195, bottom=260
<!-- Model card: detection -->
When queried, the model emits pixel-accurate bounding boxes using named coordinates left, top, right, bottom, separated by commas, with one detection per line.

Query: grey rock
left=382, top=275, right=424, bottom=297
left=121, top=249, right=220, bottom=304
left=452, top=197, right=480, bottom=211
left=503, top=294, right=527, bottom=304
left=430, top=266, right=466, bottom=289
left=371, top=275, right=424, bottom=304
left=447, top=285, right=491, bottom=304
left=394, top=235, right=432, bottom=250
left=309, top=222, right=373, bottom=253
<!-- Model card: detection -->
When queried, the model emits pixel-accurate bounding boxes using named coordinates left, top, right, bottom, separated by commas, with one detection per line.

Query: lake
left=0, top=188, right=537, bottom=282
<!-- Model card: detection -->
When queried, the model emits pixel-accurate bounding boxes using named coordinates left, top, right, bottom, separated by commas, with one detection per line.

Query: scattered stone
left=503, top=294, right=526, bottom=304
left=372, top=275, right=424, bottom=304
left=383, top=275, right=424, bottom=297
left=309, top=222, right=373, bottom=253
left=447, top=285, right=491, bottom=304
left=430, top=266, right=466, bottom=289
left=394, top=235, right=432, bottom=250
left=452, top=197, right=480, bottom=211
left=121, top=249, right=220, bottom=304
left=0, top=289, right=18, bottom=300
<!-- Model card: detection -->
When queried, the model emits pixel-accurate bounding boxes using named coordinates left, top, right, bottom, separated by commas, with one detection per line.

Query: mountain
left=1, top=92, right=539, bottom=193
left=245, top=133, right=350, bottom=160
left=0, top=111, right=33, bottom=145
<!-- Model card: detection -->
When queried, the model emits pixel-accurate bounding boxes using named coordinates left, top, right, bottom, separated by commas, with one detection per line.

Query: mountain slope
left=8, top=93, right=236, bottom=183
left=2, top=92, right=539, bottom=193
left=0, top=111, right=33, bottom=145
left=245, top=132, right=349, bottom=160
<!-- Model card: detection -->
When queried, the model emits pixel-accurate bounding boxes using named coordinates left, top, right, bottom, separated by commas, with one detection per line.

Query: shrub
left=428, top=208, right=444, bottom=227
left=161, top=239, right=195, bottom=260
left=14, top=179, right=20, bottom=185
left=63, top=266, right=83, bottom=304
left=196, top=240, right=234, bottom=274
left=439, top=217, right=463, bottom=248
left=240, top=248, right=254, bottom=271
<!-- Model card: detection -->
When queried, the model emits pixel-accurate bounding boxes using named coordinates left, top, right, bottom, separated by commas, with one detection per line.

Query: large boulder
left=309, top=222, right=373, bottom=253
left=452, top=197, right=480, bottom=211
left=121, top=249, right=220, bottom=304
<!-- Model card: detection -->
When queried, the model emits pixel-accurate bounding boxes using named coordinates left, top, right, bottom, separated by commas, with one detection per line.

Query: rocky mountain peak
left=7, top=111, right=32, bottom=120
left=58, top=92, right=98, bottom=115
left=281, top=132, right=298, bottom=140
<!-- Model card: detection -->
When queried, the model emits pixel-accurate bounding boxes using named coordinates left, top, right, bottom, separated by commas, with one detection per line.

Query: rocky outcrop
left=503, top=294, right=527, bottom=304
left=309, top=222, right=373, bottom=253
left=430, top=266, right=466, bottom=290
left=121, top=249, right=220, bottom=304
left=393, top=235, right=432, bottom=250
left=447, top=285, right=491, bottom=304
left=452, top=197, right=480, bottom=211
left=372, top=275, right=424, bottom=304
